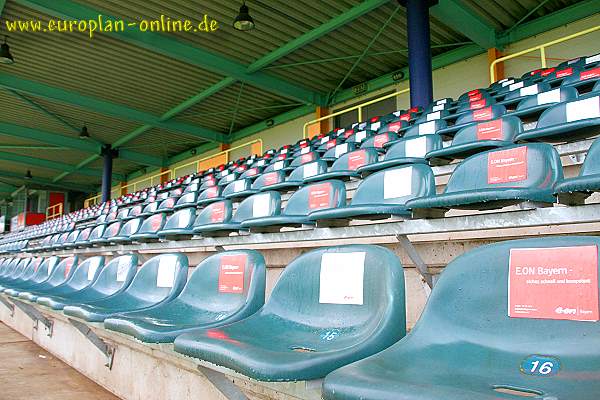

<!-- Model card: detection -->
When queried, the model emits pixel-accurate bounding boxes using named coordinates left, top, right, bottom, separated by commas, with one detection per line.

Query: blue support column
left=405, top=0, right=434, bottom=109
left=101, top=145, right=113, bottom=203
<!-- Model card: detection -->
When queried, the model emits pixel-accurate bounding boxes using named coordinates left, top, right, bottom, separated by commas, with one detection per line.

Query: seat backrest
left=194, top=200, right=233, bottom=226
left=456, top=97, right=496, bottom=113
left=377, top=120, right=406, bottom=134
left=102, top=221, right=122, bottom=240
left=118, top=217, right=143, bottom=237
left=322, top=143, right=358, bottom=160
left=579, top=136, right=600, bottom=177
left=177, top=250, right=266, bottom=317
left=223, top=178, right=253, bottom=197
left=128, top=205, right=143, bottom=218
left=176, top=192, right=197, bottom=207
left=413, top=236, right=600, bottom=394
left=157, top=197, right=177, bottom=212
left=75, top=227, right=92, bottom=244
left=88, top=225, right=105, bottom=242
left=89, top=255, right=138, bottom=295
left=217, top=172, right=239, bottom=186
left=404, top=119, right=447, bottom=137
left=1, top=258, right=18, bottom=277
left=516, top=86, right=578, bottom=112
left=137, top=213, right=167, bottom=235
left=263, top=159, right=290, bottom=173
left=142, top=202, right=158, bottom=214
left=443, top=143, right=562, bottom=194
left=503, top=82, right=551, bottom=101
left=163, top=208, right=196, bottom=230
left=535, top=95, right=600, bottom=129
left=561, top=66, right=600, bottom=86
left=287, top=160, right=329, bottom=182
left=455, top=104, right=506, bottom=125
left=44, top=256, right=78, bottom=286
left=65, top=229, right=80, bottom=245
left=14, top=257, right=41, bottom=280
left=450, top=116, right=523, bottom=146
left=361, top=132, right=399, bottom=150
left=232, top=191, right=281, bottom=223
left=117, top=209, right=129, bottom=220
left=415, top=109, right=450, bottom=124
left=458, top=88, right=491, bottom=102
left=252, top=170, right=286, bottom=190
left=346, top=130, right=374, bottom=145
left=289, top=152, right=319, bottom=168
left=183, top=183, right=199, bottom=194
left=125, top=253, right=188, bottom=303
left=63, top=256, right=105, bottom=290
left=284, top=180, right=346, bottom=216
left=329, top=148, right=379, bottom=172
left=21, top=256, right=52, bottom=282
left=351, top=164, right=436, bottom=206
left=263, top=245, right=406, bottom=334
left=384, top=135, right=442, bottom=161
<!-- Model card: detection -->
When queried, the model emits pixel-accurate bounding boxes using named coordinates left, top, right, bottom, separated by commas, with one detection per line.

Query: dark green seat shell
left=174, top=245, right=406, bottom=382
left=407, top=143, right=562, bottom=212
left=104, top=250, right=266, bottom=343
left=36, top=255, right=138, bottom=310
left=323, top=237, right=600, bottom=400
left=555, top=136, right=600, bottom=203
left=63, top=253, right=188, bottom=322
left=15, top=256, right=79, bottom=301
left=309, top=164, right=435, bottom=221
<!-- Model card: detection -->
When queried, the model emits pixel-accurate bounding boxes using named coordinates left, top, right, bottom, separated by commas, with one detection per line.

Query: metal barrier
left=490, top=25, right=600, bottom=83
left=45, top=203, right=63, bottom=220
left=303, top=88, right=410, bottom=139
left=83, top=139, right=263, bottom=207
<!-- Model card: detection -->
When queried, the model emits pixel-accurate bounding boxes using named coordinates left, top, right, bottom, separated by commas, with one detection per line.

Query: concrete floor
left=0, top=323, right=120, bottom=400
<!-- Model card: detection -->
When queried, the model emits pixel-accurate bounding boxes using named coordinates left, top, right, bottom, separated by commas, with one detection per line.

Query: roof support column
left=488, top=48, right=505, bottom=82
left=101, top=145, right=114, bottom=203
left=405, top=0, right=434, bottom=109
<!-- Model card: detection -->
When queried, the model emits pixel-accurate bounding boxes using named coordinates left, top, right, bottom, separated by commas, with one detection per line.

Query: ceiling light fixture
left=79, top=124, right=90, bottom=140
left=24, top=170, right=32, bottom=180
left=233, top=2, right=255, bottom=31
left=0, top=36, right=14, bottom=65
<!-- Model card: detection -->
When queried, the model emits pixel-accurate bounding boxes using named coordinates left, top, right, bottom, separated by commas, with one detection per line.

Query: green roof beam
left=14, top=0, right=326, bottom=105
left=430, top=0, right=497, bottom=49
left=0, top=72, right=226, bottom=143
left=0, top=150, right=125, bottom=181
left=0, top=170, right=97, bottom=193
left=246, top=0, right=391, bottom=73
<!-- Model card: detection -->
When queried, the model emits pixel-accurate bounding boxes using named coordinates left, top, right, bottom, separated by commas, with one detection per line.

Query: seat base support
left=69, top=318, right=116, bottom=369
left=198, top=366, right=250, bottom=400
left=396, top=234, right=434, bottom=289
left=13, top=299, right=53, bottom=337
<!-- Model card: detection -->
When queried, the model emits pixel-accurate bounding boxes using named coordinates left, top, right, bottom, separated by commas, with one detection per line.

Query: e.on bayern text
left=4, top=14, right=219, bottom=39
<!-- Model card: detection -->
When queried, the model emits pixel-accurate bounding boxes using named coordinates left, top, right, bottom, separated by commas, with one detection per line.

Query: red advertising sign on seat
left=477, top=119, right=503, bottom=141
left=309, top=183, right=332, bottom=210
left=488, top=146, right=528, bottom=184
left=150, top=215, right=163, bottom=231
left=473, top=106, right=493, bottom=121
left=508, top=245, right=599, bottom=321
left=207, top=187, right=219, bottom=198
left=211, top=202, right=226, bottom=223
left=263, top=172, right=279, bottom=186
left=556, top=67, right=573, bottom=78
left=468, top=93, right=483, bottom=102
left=387, top=121, right=403, bottom=133
left=348, top=150, right=367, bottom=170
left=580, top=67, right=600, bottom=81
left=373, top=134, right=389, bottom=148
left=218, top=254, right=247, bottom=294
left=470, top=99, right=487, bottom=110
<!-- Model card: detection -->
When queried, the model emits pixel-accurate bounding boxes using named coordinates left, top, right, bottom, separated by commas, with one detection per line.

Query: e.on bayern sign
left=508, top=245, right=599, bottom=322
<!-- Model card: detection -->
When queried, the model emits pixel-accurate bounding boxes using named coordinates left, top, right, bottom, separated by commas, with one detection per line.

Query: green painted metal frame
left=0, top=150, right=125, bottom=180
left=0, top=170, right=97, bottom=192
left=0, top=0, right=6, bottom=15
left=14, top=0, right=327, bottom=105
left=430, top=0, right=497, bottom=49
left=0, top=73, right=226, bottom=143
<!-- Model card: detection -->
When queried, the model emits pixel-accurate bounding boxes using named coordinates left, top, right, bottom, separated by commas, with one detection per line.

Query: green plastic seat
left=111, top=217, right=143, bottom=244
left=51, top=232, right=70, bottom=250
left=139, top=201, right=159, bottom=217
left=74, top=227, right=92, bottom=247
left=158, top=208, right=197, bottom=240
left=426, top=116, right=523, bottom=166
left=454, top=97, right=496, bottom=114
left=236, top=191, right=282, bottom=231
left=63, top=253, right=188, bottom=322
left=515, top=95, right=600, bottom=143
left=358, top=135, right=442, bottom=175
left=305, top=149, right=379, bottom=183
left=36, top=255, right=138, bottom=310
left=309, top=164, right=435, bottom=223
left=15, top=256, right=79, bottom=301
left=555, top=136, right=600, bottom=204
left=241, top=180, right=346, bottom=231
left=25, top=257, right=104, bottom=302
left=173, top=192, right=198, bottom=210
left=323, top=236, right=600, bottom=400
left=174, top=245, right=406, bottom=381
left=263, top=161, right=328, bottom=192
left=510, top=86, right=578, bottom=119
left=0, top=258, right=43, bottom=292
left=321, top=143, right=358, bottom=162
left=3, top=257, right=60, bottom=296
left=499, top=82, right=551, bottom=107
left=253, top=170, right=286, bottom=191
left=91, top=221, right=122, bottom=246
left=223, top=178, right=257, bottom=200
left=407, top=143, right=562, bottom=214
left=437, top=105, right=507, bottom=137
left=360, top=132, right=399, bottom=152
left=104, top=250, right=266, bottom=343
left=130, top=213, right=167, bottom=242
left=62, top=229, right=81, bottom=249
left=192, top=200, right=235, bottom=236
left=196, top=186, right=224, bottom=206
left=561, top=66, right=600, bottom=91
